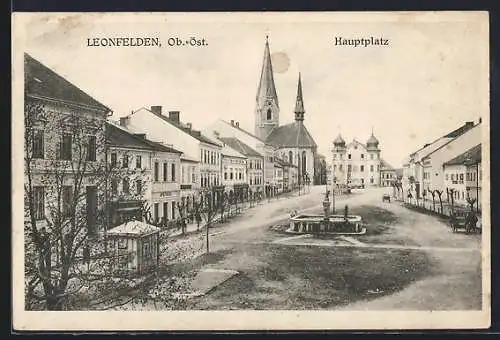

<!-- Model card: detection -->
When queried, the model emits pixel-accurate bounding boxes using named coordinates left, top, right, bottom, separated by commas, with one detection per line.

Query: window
left=122, top=155, right=129, bottom=168
left=377, top=165, right=380, bottom=172
left=111, top=179, right=118, bottom=195
left=154, top=162, right=159, bottom=182
left=136, top=180, right=142, bottom=195
left=339, top=164, right=343, bottom=171
left=163, top=202, right=169, bottom=221
left=347, top=165, right=352, bottom=172
left=136, top=155, right=142, bottom=169
left=32, top=129, right=44, bottom=159
left=333, top=154, right=337, bottom=160
left=60, top=134, right=72, bottom=160
left=348, top=154, right=351, bottom=160
left=459, top=174, right=464, bottom=184
left=163, top=163, right=168, bottom=182
left=267, top=109, right=272, bottom=120
left=224, top=172, right=228, bottom=180
left=123, top=179, right=130, bottom=194
left=370, top=165, right=374, bottom=172
left=230, top=170, right=234, bottom=180
left=370, top=154, right=374, bottom=160
left=87, top=135, right=96, bottom=161
left=289, top=151, right=293, bottom=164
left=239, top=172, right=242, bottom=180
left=360, top=165, right=364, bottom=172
left=370, top=177, right=374, bottom=184
left=111, top=153, right=117, bottom=167
left=62, top=186, right=73, bottom=216
left=171, top=203, right=176, bottom=219
left=171, top=163, right=176, bottom=182
left=361, top=154, right=364, bottom=159
left=333, top=164, right=337, bottom=171
left=32, top=186, right=45, bottom=220
left=154, top=203, right=159, bottom=223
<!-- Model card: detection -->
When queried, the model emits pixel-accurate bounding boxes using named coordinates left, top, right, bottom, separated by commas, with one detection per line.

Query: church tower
left=254, top=35, right=280, bottom=140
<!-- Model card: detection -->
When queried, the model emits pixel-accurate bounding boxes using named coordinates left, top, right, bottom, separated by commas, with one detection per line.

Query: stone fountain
left=287, top=190, right=366, bottom=235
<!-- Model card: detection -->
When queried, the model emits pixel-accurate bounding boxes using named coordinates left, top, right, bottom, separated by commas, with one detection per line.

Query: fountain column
left=322, top=190, right=331, bottom=232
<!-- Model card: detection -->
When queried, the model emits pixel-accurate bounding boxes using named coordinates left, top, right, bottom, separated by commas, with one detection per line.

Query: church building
left=254, top=36, right=318, bottom=183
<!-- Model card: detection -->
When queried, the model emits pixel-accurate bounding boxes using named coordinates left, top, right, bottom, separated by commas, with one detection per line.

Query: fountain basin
left=287, top=214, right=366, bottom=235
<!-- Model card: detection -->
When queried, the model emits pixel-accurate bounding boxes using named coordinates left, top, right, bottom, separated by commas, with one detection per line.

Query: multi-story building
left=220, top=140, right=248, bottom=201
left=179, top=154, right=200, bottom=217
left=380, top=159, right=396, bottom=187
left=421, top=121, right=481, bottom=194
left=24, top=53, right=111, bottom=235
left=118, top=106, right=223, bottom=191
left=218, top=136, right=265, bottom=199
left=402, top=121, right=476, bottom=198
left=106, top=123, right=183, bottom=226
left=443, top=144, right=481, bottom=210
left=331, top=134, right=382, bottom=188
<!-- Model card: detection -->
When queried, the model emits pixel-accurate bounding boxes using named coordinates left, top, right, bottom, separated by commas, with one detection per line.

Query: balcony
left=180, top=184, right=192, bottom=190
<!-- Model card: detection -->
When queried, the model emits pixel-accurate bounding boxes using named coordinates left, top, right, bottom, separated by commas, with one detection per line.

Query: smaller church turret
left=294, top=73, right=305, bottom=122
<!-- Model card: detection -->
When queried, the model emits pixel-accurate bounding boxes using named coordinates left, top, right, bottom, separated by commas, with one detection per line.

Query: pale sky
left=18, top=12, right=488, bottom=168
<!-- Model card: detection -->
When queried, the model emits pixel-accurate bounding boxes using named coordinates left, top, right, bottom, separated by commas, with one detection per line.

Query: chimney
left=134, top=133, right=147, bottom=140
left=465, top=121, right=474, bottom=127
left=479, top=117, right=482, bottom=124
left=214, top=130, right=220, bottom=138
left=119, top=116, right=130, bottom=127
left=186, top=122, right=192, bottom=130
left=150, top=106, right=162, bottom=115
left=169, top=111, right=180, bottom=123
left=230, top=120, right=235, bottom=126
left=236, top=121, right=240, bottom=127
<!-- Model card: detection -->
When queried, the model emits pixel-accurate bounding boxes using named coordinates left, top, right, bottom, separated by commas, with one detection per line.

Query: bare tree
left=429, top=189, right=436, bottom=212
left=434, top=189, right=444, bottom=215
left=24, top=100, right=109, bottom=310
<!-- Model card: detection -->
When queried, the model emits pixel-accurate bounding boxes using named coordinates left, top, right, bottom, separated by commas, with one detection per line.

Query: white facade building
left=119, top=106, right=222, bottom=192
left=331, top=134, right=381, bottom=188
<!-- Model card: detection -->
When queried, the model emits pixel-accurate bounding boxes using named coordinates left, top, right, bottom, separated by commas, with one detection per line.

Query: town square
left=15, top=13, right=487, bottom=321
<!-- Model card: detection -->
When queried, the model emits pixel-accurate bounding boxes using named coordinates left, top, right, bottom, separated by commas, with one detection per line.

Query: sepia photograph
left=12, top=11, right=490, bottom=330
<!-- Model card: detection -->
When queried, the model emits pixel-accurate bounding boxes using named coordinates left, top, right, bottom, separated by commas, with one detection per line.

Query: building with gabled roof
left=402, top=121, right=476, bottom=198
left=119, top=106, right=223, bottom=192
left=442, top=144, right=482, bottom=211
left=218, top=137, right=265, bottom=196
left=106, top=122, right=183, bottom=226
left=24, top=53, right=112, bottom=235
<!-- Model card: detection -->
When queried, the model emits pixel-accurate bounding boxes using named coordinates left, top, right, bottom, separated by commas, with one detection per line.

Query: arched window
left=267, top=109, right=272, bottom=120
left=302, top=151, right=306, bottom=177
left=289, top=151, right=293, bottom=165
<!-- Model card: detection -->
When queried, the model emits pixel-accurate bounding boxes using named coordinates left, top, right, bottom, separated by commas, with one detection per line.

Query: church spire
left=256, top=35, right=279, bottom=109
left=294, top=72, right=305, bottom=122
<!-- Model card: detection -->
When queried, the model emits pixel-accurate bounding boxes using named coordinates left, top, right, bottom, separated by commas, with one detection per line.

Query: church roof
left=255, top=36, right=279, bottom=109
left=25, top=53, right=111, bottom=113
left=265, top=122, right=318, bottom=148
left=367, top=133, right=379, bottom=145
left=333, top=134, right=346, bottom=145
left=218, top=137, right=262, bottom=158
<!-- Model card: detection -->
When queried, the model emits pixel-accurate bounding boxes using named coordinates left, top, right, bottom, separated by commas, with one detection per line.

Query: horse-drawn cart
left=449, top=210, right=481, bottom=234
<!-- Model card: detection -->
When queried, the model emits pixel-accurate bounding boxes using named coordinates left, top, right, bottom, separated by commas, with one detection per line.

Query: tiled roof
left=444, top=144, right=481, bottom=166
left=106, top=122, right=182, bottom=154
left=221, top=120, right=266, bottom=143
left=218, top=137, right=262, bottom=157
left=108, top=221, right=160, bottom=236
left=265, top=122, right=318, bottom=148
left=24, top=53, right=110, bottom=112
left=221, top=143, right=246, bottom=159
left=380, top=158, right=395, bottom=171
left=141, top=108, right=221, bottom=147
